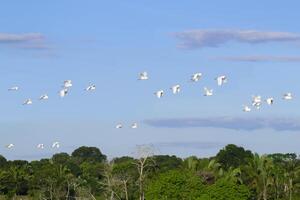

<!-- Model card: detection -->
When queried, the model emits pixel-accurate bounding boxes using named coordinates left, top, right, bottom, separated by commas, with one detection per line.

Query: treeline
left=0, top=144, right=300, bottom=200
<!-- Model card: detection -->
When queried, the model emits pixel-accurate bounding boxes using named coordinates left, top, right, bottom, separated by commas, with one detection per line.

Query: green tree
left=72, top=146, right=107, bottom=164
left=216, top=144, right=253, bottom=170
left=112, top=157, right=137, bottom=200
left=146, top=170, right=205, bottom=200
left=152, top=155, right=183, bottom=174
left=201, top=178, right=250, bottom=200
left=0, top=155, right=7, bottom=169
left=52, top=153, right=70, bottom=165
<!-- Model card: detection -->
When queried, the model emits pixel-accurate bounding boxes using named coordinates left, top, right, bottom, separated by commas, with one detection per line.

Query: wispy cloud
left=0, top=33, right=52, bottom=51
left=215, top=55, right=300, bottom=62
left=0, top=33, right=44, bottom=43
left=19, top=43, right=52, bottom=50
left=144, top=117, right=300, bottom=131
left=173, top=29, right=300, bottom=49
left=155, top=142, right=223, bottom=149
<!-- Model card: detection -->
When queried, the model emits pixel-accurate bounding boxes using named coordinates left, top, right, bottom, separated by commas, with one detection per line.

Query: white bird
left=191, top=73, right=202, bottom=82
left=5, top=144, right=14, bottom=149
left=39, top=94, right=49, bottom=100
left=8, top=86, right=19, bottom=91
left=131, top=122, right=138, bottom=129
left=243, top=105, right=251, bottom=112
left=37, top=144, right=44, bottom=149
left=154, top=90, right=164, bottom=98
left=204, top=87, right=213, bottom=96
left=138, top=72, right=149, bottom=80
left=86, top=84, right=96, bottom=91
left=52, top=142, right=60, bottom=148
left=116, top=124, right=123, bottom=129
left=216, top=75, right=228, bottom=86
left=63, top=80, right=73, bottom=88
left=23, top=99, right=33, bottom=105
left=252, top=95, right=262, bottom=109
left=266, top=97, right=274, bottom=105
left=59, top=88, right=68, bottom=97
left=283, top=93, right=293, bottom=100
left=171, top=85, right=180, bottom=94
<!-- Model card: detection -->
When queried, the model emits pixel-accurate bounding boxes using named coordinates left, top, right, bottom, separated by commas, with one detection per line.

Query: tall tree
left=216, top=144, right=253, bottom=170
left=72, top=146, right=107, bottom=164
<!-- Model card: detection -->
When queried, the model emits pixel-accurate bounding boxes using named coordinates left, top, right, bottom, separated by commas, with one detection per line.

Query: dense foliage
left=0, top=144, right=299, bottom=200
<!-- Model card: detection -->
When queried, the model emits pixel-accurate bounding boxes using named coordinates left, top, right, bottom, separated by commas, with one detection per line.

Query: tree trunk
left=123, top=180, right=129, bottom=200
left=139, top=160, right=144, bottom=200
left=263, top=183, right=267, bottom=200
left=50, top=184, right=53, bottom=200
left=110, top=191, right=114, bottom=200
left=289, top=178, right=293, bottom=200
left=66, top=182, right=70, bottom=200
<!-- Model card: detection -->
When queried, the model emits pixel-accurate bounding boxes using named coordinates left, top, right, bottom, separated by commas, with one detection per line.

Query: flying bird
left=191, top=73, right=202, bottom=82
left=155, top=90, right=164, bottom=98
left=37, top=144, right=44, bottom=149
left=52, top=142, right=60, bottom=148
left=283, top=93, right=293, bottom=100
left=86, top=84, right=96, bottom=91
left=59, top=88, right=68, bottom=98
left=171, top=85, right=180, bottom=94
left=63, top=80, right=73, bottom=88
left=5, top=144, right=14, bottom=149
left=131, top=122, right=138, bottom=129
left=204, top=87, right=213, bottom=96
left=266, top=97, right=274, bottom=105
left=216, top=75, right=228, bottom=86
left=8, top=86, right=19, bottom=91
left=252, top=95, right=262, bottom=109
left=116, top=124, right=123, bottom=129
left=39, top=94, right=49, bottom=100
left=243, top=105, right=251, bottom=112
left=23, top=99, right=33, bottom=105
left=138, top=72, right=149, bottom=80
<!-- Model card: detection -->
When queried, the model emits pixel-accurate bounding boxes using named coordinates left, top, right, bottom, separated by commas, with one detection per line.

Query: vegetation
left=0, top=144, right=300, bottom=200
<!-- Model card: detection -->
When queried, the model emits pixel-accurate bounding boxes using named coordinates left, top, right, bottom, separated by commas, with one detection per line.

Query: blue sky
left=1, top=0, right=300, bottom=160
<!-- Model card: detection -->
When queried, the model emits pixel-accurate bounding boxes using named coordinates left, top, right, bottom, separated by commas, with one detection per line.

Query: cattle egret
left=86, top=84, right=96, bottom=91
left=155, top=90, right=164, bottom=98
left=138, top=72, right=149, bottom=80
left=204, top=87, right=213, bottom=96
left=52, top=142, right=60, bottom=148
left=171, top=85, right=180, bottom=94
left=116, top=124, right=123, bottom=129
left=8, top=86, right=19, bottom=91
left=283, top=93, right=293, bottom=100
left=39, top=94, right=49, bottom=100
left=216, top=75, right=227, bottom=86
left=252, top=96, right=262, bottom=109
left=243, top=105, right=251, bottom=112
left=131, top=123, right=138, bottom=129
left=6, top=144, right=14, bottom=149
left=266, top=98, right=274, bottom=105
left=191, top=73, right=202, bottom=82
left=23, top=99, right=33, bottom=105
left=63, top=80, right=72, bottom=88
left=59, top=88, right=68, bottom=97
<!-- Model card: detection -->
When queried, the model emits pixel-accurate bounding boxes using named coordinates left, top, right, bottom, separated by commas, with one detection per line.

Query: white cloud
left=214, top=55, right=300, bottom=62
left=173, top=29, right=300, bottom=49
left=0, top=33, right=44, bottom=43
left=144, top=117, right=300, bottom=131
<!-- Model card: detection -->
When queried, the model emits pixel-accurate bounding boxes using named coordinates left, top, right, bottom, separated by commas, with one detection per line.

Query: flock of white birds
left=4, top=71, right=293, bottom=150
left=5, top=80, right=96, bottom=150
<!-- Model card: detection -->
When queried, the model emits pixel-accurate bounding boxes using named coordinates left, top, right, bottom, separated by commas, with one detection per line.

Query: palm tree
left=247, top=154, right=274, bottom=200
left=283, top=156, right=300, bottom=200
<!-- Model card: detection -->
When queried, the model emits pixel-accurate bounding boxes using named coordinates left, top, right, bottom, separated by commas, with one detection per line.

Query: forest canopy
left=0, top=144, right=299, bottom=200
